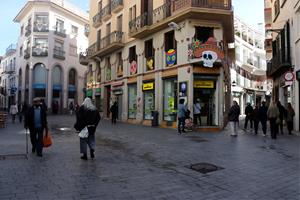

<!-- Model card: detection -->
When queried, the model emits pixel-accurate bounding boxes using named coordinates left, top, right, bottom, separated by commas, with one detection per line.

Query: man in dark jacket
left=24, top=97, right=48, bottom=157
left=244, top=103, right=253, bottom=130
left=258, top=101, right=268, bottom=136
left=277, top=101, right=286, bottom=134
left=228, top=101, right=240, bottom=136
left=110, top=101, right=118, bottom=124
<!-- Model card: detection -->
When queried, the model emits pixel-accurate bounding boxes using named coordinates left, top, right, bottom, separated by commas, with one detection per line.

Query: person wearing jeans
left=177, top=98, right=187, bottom=134
left=228, top=101, right=240, bottom=136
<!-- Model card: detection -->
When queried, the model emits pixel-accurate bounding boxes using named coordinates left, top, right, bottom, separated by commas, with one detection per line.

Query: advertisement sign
left=143, top=82, right=154, bottom=91
left=194, top=80, right=214, bottom=89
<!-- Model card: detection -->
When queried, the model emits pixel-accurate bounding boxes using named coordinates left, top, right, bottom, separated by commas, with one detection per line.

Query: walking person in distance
left=228, top=101, right=240, bottom=137
left=244, top=102, right=253, bottom=130
left=259, top=101, right=268, bottom=136
left=286, top=103, right=295, bottom=135
left=178, top=98, right=187, bottom=134
left=267, top=101, right=280, bottom=139
left=74, top=98, right=100, bottom=160
left=110, top=101, right=118, bottom=124
left=10, top=103, right=18, bottom=123
left=193, top=99, right=201, bottom=127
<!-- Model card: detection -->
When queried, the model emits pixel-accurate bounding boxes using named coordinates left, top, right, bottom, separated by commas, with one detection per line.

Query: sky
left=0, top=0, right=264, bottom=56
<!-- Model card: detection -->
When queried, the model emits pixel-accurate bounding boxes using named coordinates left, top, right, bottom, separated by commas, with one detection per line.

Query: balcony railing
left=54, top=27, right=67, bottom=38
left=79, top=52, right=89, bottom=65
left=173, top=0, right=231, bottom=11
left=101, top=3, right=112, bottom=21
left=87, top=43, right=97, bottom=57
left=3, top=65, right=15, bottom=74
left=111, top=0, right=123, bottom=13
left=100, top=31, right=124, bottom=49
left=93, top=12, right=102, bottom=28
left=25, top=24, right=32, bottom=37
left=24, top=48, right=30, bottom=59
left=267, top=52, right=291, bottom=77
left=53, top=47, right=65, bottom=60
left=32, top=46, right=48, bottom=57
left=33, top=22, right=49, bottom=32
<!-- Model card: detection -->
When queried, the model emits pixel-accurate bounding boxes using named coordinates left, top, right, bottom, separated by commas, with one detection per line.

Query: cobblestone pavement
left=0, top=115, right=299, bottom=200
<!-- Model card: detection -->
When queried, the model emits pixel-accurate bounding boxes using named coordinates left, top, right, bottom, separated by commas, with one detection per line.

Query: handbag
left=78, top=127, right=89, bottom=138
left=43, top=131, right=52, bottom=147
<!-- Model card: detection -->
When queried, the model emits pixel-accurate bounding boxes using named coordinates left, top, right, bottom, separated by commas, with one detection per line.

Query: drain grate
left=0, top=154, right=27, bottom=161
left=188, top=163, right=224, bottom=174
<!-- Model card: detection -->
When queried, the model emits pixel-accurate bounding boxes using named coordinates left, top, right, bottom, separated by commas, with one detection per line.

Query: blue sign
left=33, top=83, right=46, bottom=89
left=68, top=85, right=76, bottom=91
left=53, top=84, right=62, bottom=91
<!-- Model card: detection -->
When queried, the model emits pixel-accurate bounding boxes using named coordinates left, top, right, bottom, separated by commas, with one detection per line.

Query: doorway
left=105, top=85, right=111, bottom=118
left=117, top=95, right=122, bottom=120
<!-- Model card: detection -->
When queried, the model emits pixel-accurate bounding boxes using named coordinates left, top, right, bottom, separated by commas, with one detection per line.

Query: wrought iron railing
left=93, top=12, right=102, bottom=28
left=32, top=46, right=48, bottom=57
left=99, top=31, right=124, bottom=49
left=87, top=43, right=97, bottom=57
left=54, top=27, right=66, bottom=38
left=111, top=0, right=123, bottom=12
left=101, top=3, right=111, bottom=19
left=33, top=22, right=49, bottom=32
left=53, top=47, right=65, bottom=60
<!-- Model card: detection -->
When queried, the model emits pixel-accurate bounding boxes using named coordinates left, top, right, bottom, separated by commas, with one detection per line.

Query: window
left=21, top=26, right=24, bottom=35
left=98, top=0, right=102, bottom=11
left=164, top=31, right=176, bottom=51
left=129, top=46, right=137, bottom=62
left=69, top=45, right=77, bottom=56
left=55, top=40, right=63, bottom=50
left=71, top=25, right=78, bottom=36
left=128, top=84, right=137, bottom=119
left=163, top=78, right=178, bottom=121
left=20, top=46, right=23, bottom=57
left=34, top=14, right=48, bottom=31
left=56, top=19, right=64, bottom=32
left=145, top=39, right=154, bottom=71
left=129, top=5, right=136, bottom=21
left=195, top=26, right=214, bottom=44
left=117, top=15, right=123, bottom=32
left=144, top=84, right=155, bottom=120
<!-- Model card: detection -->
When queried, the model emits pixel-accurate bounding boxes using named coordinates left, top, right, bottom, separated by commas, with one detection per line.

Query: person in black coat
left=244, top=103, right=253, bottom=130
left=24, top=98, right=48, bottom=157
left=277, top=101, right=286, bottom=135
left=110, top=101, right=118, bottom=124
left=74, top=98, right=100, bottom=160
left=228, top=101, right=240, bottom=136
left=258, top=101, right=268, bottom=136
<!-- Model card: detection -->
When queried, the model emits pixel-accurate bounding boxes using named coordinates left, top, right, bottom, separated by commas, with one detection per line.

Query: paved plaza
left=0, top=115, right=299, bottom=200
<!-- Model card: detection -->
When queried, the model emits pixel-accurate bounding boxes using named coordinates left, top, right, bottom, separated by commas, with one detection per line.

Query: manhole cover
left=188, top=163, right=224, bottom=174
left=0, top=154, right=27, bottom=161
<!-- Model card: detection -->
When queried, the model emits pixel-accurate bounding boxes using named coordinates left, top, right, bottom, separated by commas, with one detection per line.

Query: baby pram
left=184, top=109, right=193, bottom=132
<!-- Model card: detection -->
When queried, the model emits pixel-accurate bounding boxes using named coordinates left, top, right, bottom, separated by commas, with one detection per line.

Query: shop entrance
left=117, top=94, right=122, bottom=120
left=194, top=87, right=217, bottom=126
left=104, top=85, right=111, bottom=118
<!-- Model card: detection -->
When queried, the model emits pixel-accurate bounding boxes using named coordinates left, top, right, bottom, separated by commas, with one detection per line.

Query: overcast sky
left=0, top=0, right=264, bottom=56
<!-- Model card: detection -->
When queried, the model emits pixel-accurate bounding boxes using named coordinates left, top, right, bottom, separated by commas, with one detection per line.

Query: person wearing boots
left=74, top=98, right=101, bottom=160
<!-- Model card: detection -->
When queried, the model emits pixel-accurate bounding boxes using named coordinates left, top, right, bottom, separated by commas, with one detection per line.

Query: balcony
left=3, top=65, right=15, bottom=74
left=79, top=52, right=89, bottom=65
left=93, top=12, right=102, bottom=28
left=88, top=31, right=125, bottom=58
left=32, top=46, right=48, bottom=57
left=54, top=27, right=67, bottom=38
left=33, top=22, right=49, bottom=32
left=24, top=48, right=30, bottom=59
left=25, top=24, right=32, bottom=37
left=53, top=47, right=65, bottom=60
left=129, top=0, right=233, bottom=42
left=101, top=3, right=112, bottom=21
left=267, top=53, right=291, bottom=77
left=87, top=43, right=97, bottom=57
left=111, top=0, right=123, bottom=13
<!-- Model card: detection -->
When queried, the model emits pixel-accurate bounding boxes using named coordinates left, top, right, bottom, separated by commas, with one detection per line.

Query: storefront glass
left=128, top=84, right=137, bottom=119
left=144, top=90, right=154, bottom=120
left=163, top=78, right=177, bottom=121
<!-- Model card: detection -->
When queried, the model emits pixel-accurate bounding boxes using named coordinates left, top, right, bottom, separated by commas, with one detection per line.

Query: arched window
left=33, top=63, right=46, bottom=84
left=52, top=65, right=62, bottom=85
left=68, top=69, right=76, bottom=85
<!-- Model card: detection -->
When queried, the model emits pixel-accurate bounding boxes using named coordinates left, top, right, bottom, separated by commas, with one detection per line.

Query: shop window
left=128, top=84, right=137, bottom=119
left=165, top=31, right=177, bottom=66
left=143, top=82, right=155, bottom=120
left=145, top=39, right=154, bottom=71
left=163, top=78, right=178, bottom=121
left=194, top=26, right=214, bottom=44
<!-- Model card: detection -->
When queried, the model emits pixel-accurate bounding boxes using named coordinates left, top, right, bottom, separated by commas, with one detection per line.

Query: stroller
left=184, top=109, right=194, bottom=132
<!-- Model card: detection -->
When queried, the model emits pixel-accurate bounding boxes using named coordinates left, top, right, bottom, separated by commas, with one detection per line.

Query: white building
left=13, top=0, right=89, bottom=113
left=0, top=44, right=18, bottom=110
left=232, top=16, right=269, bottom=114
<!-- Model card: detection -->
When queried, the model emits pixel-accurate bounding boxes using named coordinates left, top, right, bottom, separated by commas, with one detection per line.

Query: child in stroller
left=184, top=109, right=193, bottom=132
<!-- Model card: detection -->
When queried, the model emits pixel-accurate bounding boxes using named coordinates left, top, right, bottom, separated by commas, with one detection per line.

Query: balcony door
left=141, top=0, right=153, bottom=25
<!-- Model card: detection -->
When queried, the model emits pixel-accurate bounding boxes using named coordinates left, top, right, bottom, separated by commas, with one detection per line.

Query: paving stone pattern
left=0, top=115, right=299, bottom=200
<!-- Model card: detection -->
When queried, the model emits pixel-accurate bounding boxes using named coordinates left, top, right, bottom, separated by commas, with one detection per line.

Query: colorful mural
left=188, top=37, right=224, bottom=68
left=130, top=60, right=137, bottom=75
left=166, top=49, right=176, bottom=66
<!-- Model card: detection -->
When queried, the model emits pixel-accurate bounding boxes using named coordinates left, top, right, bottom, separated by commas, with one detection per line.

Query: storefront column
left=28, top=68, right=33, bottom=105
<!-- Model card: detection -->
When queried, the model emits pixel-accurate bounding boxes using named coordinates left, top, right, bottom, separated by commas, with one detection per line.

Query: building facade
left=81, top=0, right=234, bottom=130
left=13, top=0, right=89, bottom=113
left=265, top=0, right=299, bottom=132
left=0, top=44, right=17, bottom=110
left=232, top=16, right=268, bottom=114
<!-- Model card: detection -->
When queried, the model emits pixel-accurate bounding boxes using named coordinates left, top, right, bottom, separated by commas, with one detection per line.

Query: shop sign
left=113, top=89, right=123, bottom=95
left=95, top=88, right=101, bottom=96
left=86, top=89, right=93, bottom=97
left=194, top=80, right=214, bottom=89
left=143, top=82, right=154, bottom=91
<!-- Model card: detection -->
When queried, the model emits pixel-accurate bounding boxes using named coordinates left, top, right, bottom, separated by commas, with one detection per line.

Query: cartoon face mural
left=166, top=49, right=176, bottom=66
left=201, top=50, right=218, bottom=68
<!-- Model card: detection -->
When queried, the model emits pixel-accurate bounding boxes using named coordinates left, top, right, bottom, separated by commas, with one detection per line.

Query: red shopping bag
left=43, top=131, right=52, bottom=147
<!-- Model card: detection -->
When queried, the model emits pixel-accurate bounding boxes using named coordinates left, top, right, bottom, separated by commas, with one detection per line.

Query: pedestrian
left=228, top=101, right=240, bottom=136
left=244, top=102, right=253, bottom=130
left=286, top=103, right=295, bottom=135
left=110, top=101, right=118, bottom=124
left=10, top=103, right=18, bottom=123
left=276, top=101, right=286, bottom=135
left=258, top=101, right=268, bottom=136
left=74, top=97, right=101, bottom=160
left=69, top=101, right=74, bottom=115
left=40, top=98, right=48, bottom=112
left=267, top=101, right=280, bottom=139
left=193, top=99, right=201, bottom=127
left=24, top=97, right=48, bottom=157
left=177, top=98, right=187, bottom=134
left=18, top=102, right=27, bottom=123
left=252, top=103, right=260, bottom=135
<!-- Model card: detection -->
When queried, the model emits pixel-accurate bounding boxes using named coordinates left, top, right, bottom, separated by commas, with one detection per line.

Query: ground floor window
left=144, top=90, right=155, bottom=120
left=128, top=84, right=137, bottom=119
left=163, top=78, right=177, bottom=121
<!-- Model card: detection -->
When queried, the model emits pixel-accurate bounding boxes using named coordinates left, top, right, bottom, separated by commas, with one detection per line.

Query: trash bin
left=151, top=111, right=159, bottom=127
